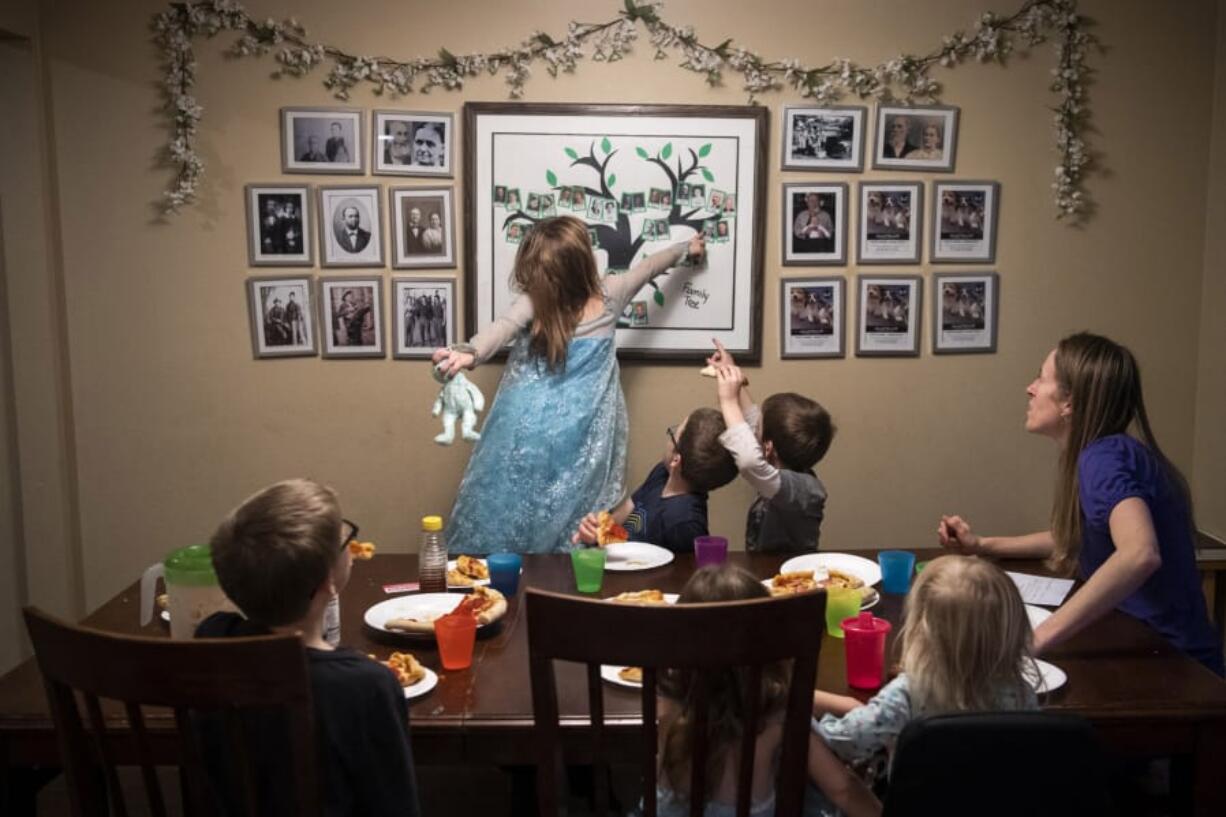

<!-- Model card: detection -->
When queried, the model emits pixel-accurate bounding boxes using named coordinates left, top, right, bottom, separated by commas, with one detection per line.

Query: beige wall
left=19, top=0, right=1222, bottom=613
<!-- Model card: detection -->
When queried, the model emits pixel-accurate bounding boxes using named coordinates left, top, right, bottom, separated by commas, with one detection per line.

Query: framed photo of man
left=372, top=111, right=455, bottom=177
left=245, top=184, right=313, bottom=266
left=872, top=105, right=959, bottom=172
left=931, top=181, right=1001, bottom=263
left=782, top=183, right=847, bottom=266
left=781, top=277, right=845, bottom=359
left=318, top=277, right=385, bottom=358
left=392, top=277, right=455, bottom=359
left=318, top=186, right=384, bottom=267
left=855, top=274, right=922, bottom=357
left=390, top=186, right=456, bottom=269
left=781, top=106, right=866, bottom=172
left=933, top=272, right=999, bottom=354
left=246, top=275, right=317, bottom=358
left=281, top=108, right=364, bottom=174
left=858, top=181, right=924, bottom=264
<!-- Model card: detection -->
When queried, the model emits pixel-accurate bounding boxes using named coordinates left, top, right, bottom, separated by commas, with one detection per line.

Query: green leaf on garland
left=564, top=147, right=579, bottom=160
left=661, top=142, right=673, bottom=160
left=601, top=136, right=613, bottom=155
left=698, top=143, right=712, bottom=158
left=607, top=174, right=617, bottom=188
left=546, top=169, right=557, bottom=187
left=653, top=290, right=665, bottom=306
left=701, top=167, right=714, bottom=182
left=636, top=146, right=649, bottom=159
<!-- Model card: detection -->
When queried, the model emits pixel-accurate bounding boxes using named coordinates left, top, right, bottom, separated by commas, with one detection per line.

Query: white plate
left=1024, top=658, right=1067, bottom=694
left=600, top=664, right=643, bottom=689
left=604, top=593, right=680, bottom=605
left=364, top=593, right=485, bottom=636
left=760, top=580, right=880, bottom=610
left=160, top=610, right=170, bottom=623
left=602, top=542, right=675, bottom=572
left=403, top=667, right=439, bottom=700
left=447, top=558, right=490, bottom=588
left=779, top=553, right=883, bottom=588
left=1025, top=604, right=1052, bottom=630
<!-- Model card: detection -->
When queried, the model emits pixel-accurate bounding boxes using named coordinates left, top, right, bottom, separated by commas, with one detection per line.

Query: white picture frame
left=318, top=186, right=384, bottom=268
left=856, top=274, right=922, bottom=357
left=319, top=277, right=385, bottom=358
left=858, top=181, right=924, bottom=265
left=933, top=272, right=999, bottom=354
left=931, top=181, right=1001, bottom=264
left=781, top=277, right=845, bottom=359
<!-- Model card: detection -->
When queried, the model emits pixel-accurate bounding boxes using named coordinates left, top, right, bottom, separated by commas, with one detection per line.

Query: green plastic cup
left=571, top=548, right=606, bottom=594
left=825, top=586, right=862, bottom=638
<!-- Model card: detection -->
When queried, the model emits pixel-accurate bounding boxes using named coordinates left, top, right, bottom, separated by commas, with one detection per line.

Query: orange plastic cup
left=434, top=613, right=477, bottom=670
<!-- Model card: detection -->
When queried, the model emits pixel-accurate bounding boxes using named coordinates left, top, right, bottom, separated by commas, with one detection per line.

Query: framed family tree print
left=392, top=277, right=455, bottom=359
left=281, top=107, right=364, bottom=174
left=781, top=277, right=844, bottom=359
left=858, top=181, right=923, bottom=264
left=933, top=272, right=999, bottom=354
left=318, top=186, right=384, bottom=268
left=856, top=274, right=922, bottom=357
left=781, top=105, right=866, bottom=172
left=372, top=110, right=455, bottom=177
left=319, top=277, right=385, bottom=358
left=931, top=181, right=1000, bottom=263
left=390, top=186, right=456, bottom=269
left=464, top=102, right=768, bottom=361
left=245, top=184, right=313, bottom=266
left=782, top=183, right=847, bottom=266
left=872, top=105, right=959, bottom=172
left=247, top=275, right=316, bottom=359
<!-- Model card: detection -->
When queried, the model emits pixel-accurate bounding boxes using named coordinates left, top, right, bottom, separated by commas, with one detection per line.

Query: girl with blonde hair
left=806, top=555, right=1038, bottom=817
left=434, top=216, right=704, bottom=553
left=938, top=332, right=1222, bottom=675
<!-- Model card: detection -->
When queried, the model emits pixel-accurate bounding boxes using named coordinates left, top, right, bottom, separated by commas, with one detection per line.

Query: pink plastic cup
left=842, top=611, right=892, bottom=690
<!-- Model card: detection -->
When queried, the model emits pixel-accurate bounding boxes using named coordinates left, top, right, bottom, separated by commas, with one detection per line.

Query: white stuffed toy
left=431, top=364, right=485, bottom=445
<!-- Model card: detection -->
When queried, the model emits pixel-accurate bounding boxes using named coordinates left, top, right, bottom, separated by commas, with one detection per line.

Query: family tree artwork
left=465, top=103, right=766, bottom=361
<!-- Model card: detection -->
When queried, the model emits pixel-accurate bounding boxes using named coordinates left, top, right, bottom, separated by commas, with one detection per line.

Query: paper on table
left=1006, top=571, right=1074, bottom=607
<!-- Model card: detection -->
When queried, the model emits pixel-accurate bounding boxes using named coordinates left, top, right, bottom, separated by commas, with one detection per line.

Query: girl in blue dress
left=433, top=216, right=705, bottom=554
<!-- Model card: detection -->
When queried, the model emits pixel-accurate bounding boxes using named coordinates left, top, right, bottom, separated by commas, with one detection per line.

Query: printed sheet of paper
left=1006, top=571, right=1074, bottom=607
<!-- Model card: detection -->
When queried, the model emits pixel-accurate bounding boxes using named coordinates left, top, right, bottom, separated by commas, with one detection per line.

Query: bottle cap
left=421, top=515, right=443, bottom=531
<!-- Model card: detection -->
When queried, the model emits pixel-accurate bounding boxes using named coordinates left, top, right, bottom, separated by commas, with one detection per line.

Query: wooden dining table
left=2, top=549, right=1225, bottom=814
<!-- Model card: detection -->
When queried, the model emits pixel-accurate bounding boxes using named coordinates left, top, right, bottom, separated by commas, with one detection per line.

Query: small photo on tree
left=703, top=219, right=718, bottom=240
left=709, top=189, right=726, bottom=211
left=601, top=198, right=618, bottom=224
left=629, top=300, right=650, bottom=327
left=505, top=188, right=522, bottom=211
left=586, top=196, right=603, bottom=221
left=689, top=185, right=706, bottom=208
left=722, top=193, right=737, bottom=217
left=493, top=185, right=507, bottom=207
left=677, top=183, right=691, bottom=201
left=572, top=187, right=587, bottom=211
left=526, top=192, right=542, bottom=215
left=654, top=219, right=671, bottom=239
left=715, top=219, right=731, bottom=243
left=559, top=187, right=574, bottom=209
left=541, top=193, right=557, bottom=217
left=633, top=192, right=646, bottom=212
left=620, top=192, right=634, bottom=212
left=661, top=189, right=673, bottom=209
left=642, top=220, right=657, bottom=240
left=506, top=222, right=525, bottom=243
left=649, top=188, right=668, bottom=210
left=588, top=227, right=600, bottom=249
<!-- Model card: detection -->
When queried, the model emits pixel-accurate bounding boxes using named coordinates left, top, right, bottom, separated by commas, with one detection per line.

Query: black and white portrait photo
left=783, top=183, right=846, bottom=266
left=282, top=108, right=364, bottom=174
left=859, top=182, right=923, bottom=264
left=932, top=181, right=1000, bottom=263
left=873, top=105, right=959, bottom=172
left=391, top=186, right=456, bottom=269
left=782, top=106, right=866, bottom=171
left=393, top=278, right=456, bottom=359
left=781, top=278, right=844, bottom=358
left=934, top=272, right=999, bottom=354
left=856, top=275, right=921, bottom=356
left=247, top=276, right=316, bottom=358
left=320, top=278, right=384, bottom=358
left=245, top=185, right=312, bottom=266
left=318, top=186, right=383, bottom=267
left=373, top=111, right=454, bottom=177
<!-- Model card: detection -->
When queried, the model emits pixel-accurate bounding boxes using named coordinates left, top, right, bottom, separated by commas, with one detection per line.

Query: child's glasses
left=666, top=425, right=678, bottom=447
left=341, top=518, right=359, bottom=552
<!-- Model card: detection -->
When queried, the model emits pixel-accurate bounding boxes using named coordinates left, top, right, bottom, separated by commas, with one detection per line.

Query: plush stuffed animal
left=431, top=364, right=484, bottom=445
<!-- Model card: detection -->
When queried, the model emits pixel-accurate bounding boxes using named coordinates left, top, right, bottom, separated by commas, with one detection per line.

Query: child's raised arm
left=604, top=235, right=705, bottom=314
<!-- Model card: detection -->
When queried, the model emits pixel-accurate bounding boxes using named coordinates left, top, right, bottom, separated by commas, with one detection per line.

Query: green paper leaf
left=601, top=136, right=613, bottom=155
left=564, top=147, right=579, bottom=160
left=546, top=169, right=557, bottom=186
left=636, top=146, right=649, bottom=159
left=701, top=167, right=714, bottom=182
left=698, top=143, right=712, bottom=158
left=608, top=174, right=617, bottom=188
left=661, top=142, right=673, bottom=160
left=653, top=290, right=665, bottom=307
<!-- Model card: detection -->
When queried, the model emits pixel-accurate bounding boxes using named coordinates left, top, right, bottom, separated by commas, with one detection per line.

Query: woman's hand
left=687, top=233, right=706, bottom=262
left=571, top=513, right=600, bottom=546
left=431, top=347, right=474, bottom=378
left=937, top=515, right=982, bottom=554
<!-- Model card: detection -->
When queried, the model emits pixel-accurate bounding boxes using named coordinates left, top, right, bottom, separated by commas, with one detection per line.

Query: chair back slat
left=641, top=667, right=658, bottom=817
left=174, top=707, right=210, bottom=817
left=124, top=702, right=169, bottom=817
left=735, top=664, right=763, bottom=817
left=687, top=675, right=709, bottom=817
left=224, top=707, right=261, bottom=817
left=83, top=691, right=129, bottom=817
left=584, top=661, right=610, bottom=816
left=529, top=648, right=563, bottom=816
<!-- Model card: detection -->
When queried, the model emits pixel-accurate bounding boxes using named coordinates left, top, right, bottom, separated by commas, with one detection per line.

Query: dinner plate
left=600, top=664, right=643, bottom=689
left=1024, top=658, right=1067, bottom=694
left=447, top=558, right=490, bottom=589
left=603, top=542, right=675, bottom=572
left=1025, top=604, right=1052, bottom=630
left=604, top=593, right=680, bottom=605
left=779, top=553, right=883, bottom=588
left=363, top=593, right=488, bottom=636
left=160, top=610, right=170, bottom=623
left=403, top=667, right=439, bottom=700
left=760, top=580, right=880, bottom=610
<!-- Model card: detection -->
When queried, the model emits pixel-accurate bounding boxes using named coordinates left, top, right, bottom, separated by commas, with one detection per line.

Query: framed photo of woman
left=318, top=277, right=385, bottom=358
left=931, top=181, right=1001, bottom=263
left=781, top=277, right=845, bottom=359
left=390, top=186, right=456, bottom=269
left=781, top=105, right=867, bottom=172
left=855, top=274, right=922, bottom=357
left=782, top=183, right=848, bottom=266
left=857, top=181, right=923, bottom=265
left=872, top=105, right=959, bottom=172
left=392, top=277, right=456, bottom=359
left=933, top=272, right=999, bottom=354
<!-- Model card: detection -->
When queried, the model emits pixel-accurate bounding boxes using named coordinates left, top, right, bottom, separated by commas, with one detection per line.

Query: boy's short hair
left=760, top=393, right=835, bottom=472
left=210, top=478, right=342, bottom=627
left=677, top=407, right=738, bottom=492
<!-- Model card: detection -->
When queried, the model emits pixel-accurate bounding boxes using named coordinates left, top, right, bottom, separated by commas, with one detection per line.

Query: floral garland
left=153, top=0, right=1096, bottom=220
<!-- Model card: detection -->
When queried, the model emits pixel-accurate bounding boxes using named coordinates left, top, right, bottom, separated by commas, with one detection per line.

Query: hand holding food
left=595, top=511, right=629, bottom=547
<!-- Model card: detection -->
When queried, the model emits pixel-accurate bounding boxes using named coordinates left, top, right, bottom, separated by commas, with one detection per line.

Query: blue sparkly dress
left=445, top=242, right=690, bottom=554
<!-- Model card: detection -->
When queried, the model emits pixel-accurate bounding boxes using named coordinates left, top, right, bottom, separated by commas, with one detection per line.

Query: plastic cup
left=824, top=587, right=862, bottom=638
left=487, top=553, right=522, bottom=597
left=878, top=550, right=917, bottom=595
left=842, top=611, right=893, bottom=690
left=571, top=548, right=606, bottom=593
left=434, top=613, right=477, bottom=670
left=693, top=536, right=729, bottom=569
left=915, top=560, right=930, bottom=575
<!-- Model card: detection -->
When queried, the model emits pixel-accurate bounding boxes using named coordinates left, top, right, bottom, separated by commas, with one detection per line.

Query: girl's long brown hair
left=510, top=216, right=601, bottom=370
left=1048, top=332, right=1193, bottom=574
left=658, top=565, right=789, bottom=803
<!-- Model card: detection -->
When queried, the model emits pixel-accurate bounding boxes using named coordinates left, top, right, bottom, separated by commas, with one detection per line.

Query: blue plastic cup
left=488, top=553, right=522, bottom=597
left=878, top=550, right=916, bottom=595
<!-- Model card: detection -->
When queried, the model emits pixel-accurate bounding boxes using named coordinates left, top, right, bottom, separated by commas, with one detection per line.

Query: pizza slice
left=596, top=511, right=629, bottom=546
left=378, top=651, right=426, bottom=686
left=447, top=555, right=490, bottom=586
left=769, top=570, right=819, bottom=596
left=348, top=540, right=376, bottom=560
left=450, top=585, right=508, bottom=625
left=611, top=589, right=668, bottom=605
left=618, top=666, right=643, bottom=684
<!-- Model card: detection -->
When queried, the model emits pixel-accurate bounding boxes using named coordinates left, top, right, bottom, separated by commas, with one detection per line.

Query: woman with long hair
left=938, top=332, right=1223, bottom=675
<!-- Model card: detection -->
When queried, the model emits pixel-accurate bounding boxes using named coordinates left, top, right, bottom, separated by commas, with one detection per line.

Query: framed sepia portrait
left=933, top=272, right=999, bottom=354
left=782, top=182, right=847, bottom=266
left=781, top=105, right=867, bottom=172
left=858, top=181, right=924, bottom=265
left=390, top=186, right=456, bottom=269
left=392, top=277, right=455, bottom=359
left=856, top=274, right=922, bottom=357
left=872, top=105, right=959, bottom=172
left=318, top=186, right=384, bottom=267
left=245, top=184, right=313, bottom=266
left=372, top=110, right=455, bottom=177
left=931, top=181, right=1001, bottom=263
left=281, top=107, right=364, bottom=174
left=247, top=275, right=317, bottom=358
left=781, top=276, right=845, bottom=359
left=319, top=277, right=385, bottom=358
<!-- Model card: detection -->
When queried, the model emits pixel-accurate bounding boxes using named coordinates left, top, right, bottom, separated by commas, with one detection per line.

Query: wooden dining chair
left=525, top=587, right=825, bottom=817
left=22, top=606, right=320, bottom=817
